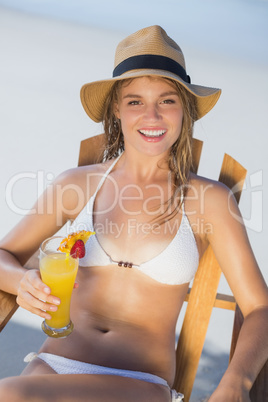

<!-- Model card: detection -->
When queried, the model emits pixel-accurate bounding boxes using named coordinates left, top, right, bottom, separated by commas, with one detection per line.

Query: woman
left=0, top=25, right=267, bottom=402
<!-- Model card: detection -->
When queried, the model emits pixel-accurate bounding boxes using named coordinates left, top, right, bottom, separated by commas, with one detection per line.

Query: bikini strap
left=180, top=189, right=185, bottom=215
left=92, top=152, right=123, bottom=198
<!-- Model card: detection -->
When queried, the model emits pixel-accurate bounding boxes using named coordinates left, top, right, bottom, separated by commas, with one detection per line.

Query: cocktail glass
left=39, top=236, right=79, bottom=338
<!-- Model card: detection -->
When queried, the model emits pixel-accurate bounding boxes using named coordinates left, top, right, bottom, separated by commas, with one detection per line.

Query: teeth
left=139, top=130, right=166, bottom=137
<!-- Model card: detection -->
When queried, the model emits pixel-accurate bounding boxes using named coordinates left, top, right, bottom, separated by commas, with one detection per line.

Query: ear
left=113, top=103, right=120, bottom=119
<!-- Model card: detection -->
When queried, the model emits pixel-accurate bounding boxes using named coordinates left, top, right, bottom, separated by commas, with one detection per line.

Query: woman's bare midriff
left=39, top=265, right=189, bottom=386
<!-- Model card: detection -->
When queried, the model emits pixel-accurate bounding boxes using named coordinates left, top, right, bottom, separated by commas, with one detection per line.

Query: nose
left=144, top=103, right=161, bottom=121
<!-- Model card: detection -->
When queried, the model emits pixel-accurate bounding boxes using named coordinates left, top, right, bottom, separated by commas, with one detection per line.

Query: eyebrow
left=122, top=91, right=179, bottom=99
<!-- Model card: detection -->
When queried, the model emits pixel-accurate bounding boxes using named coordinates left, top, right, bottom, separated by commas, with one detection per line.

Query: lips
left=138, top=129, right=166, bottom=138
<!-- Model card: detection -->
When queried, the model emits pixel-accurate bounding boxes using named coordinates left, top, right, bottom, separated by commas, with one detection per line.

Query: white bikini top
left=73, top=154, right=199, bottom=285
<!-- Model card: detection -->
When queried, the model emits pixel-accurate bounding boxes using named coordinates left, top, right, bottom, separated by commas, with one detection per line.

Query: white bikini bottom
left=24, top=352, right=184, bottom=401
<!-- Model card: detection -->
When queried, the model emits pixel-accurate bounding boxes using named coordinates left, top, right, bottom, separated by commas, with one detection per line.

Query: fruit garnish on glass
left=58, top=230, right=95, bottom=258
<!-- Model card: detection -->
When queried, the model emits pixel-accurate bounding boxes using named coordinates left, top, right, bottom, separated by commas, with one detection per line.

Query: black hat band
left=113, top=54, right=191, bottom=84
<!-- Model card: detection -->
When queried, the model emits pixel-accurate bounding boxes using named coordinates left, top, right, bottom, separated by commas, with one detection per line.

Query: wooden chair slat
left=78, top=134, right=105, bottom=167
left=174, top=246, right=222, bottom=401
left=184, top=291, right=236, bottom=311
left=213, top=293, right=236, bottom=310
left=229, top=304, right=244, bottom=362
left=219, top=153, right=247, bottom=204
left=191, top=138, right=203, bottom=175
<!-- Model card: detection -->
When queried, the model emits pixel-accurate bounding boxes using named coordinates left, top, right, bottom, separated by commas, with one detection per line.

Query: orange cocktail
left=40, top=236, right=78, bottom=338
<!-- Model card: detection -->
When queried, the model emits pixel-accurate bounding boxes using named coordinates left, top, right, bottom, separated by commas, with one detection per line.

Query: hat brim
left=80, top=69, right=221, bottom=123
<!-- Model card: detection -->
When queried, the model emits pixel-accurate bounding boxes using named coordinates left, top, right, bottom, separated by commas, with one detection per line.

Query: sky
left=0, top=0, right=267, bottom=63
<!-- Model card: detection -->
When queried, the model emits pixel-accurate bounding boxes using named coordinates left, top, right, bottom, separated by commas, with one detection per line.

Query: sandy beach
left=0, top=2, right=267, bottom=400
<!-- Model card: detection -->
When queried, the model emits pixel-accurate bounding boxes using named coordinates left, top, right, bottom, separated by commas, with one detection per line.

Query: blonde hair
left=102, top=77, right=198, bottom=224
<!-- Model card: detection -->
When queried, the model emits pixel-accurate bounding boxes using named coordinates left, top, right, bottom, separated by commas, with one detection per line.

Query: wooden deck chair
left=0, top=134, right=267, bottom=401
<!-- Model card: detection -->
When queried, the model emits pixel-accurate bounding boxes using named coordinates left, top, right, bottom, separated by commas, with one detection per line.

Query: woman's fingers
left=17, top=290, right=55, bottom=320
left=17, top=269, right=60, bottom=319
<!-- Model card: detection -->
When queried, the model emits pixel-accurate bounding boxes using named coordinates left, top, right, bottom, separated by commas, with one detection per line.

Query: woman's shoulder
left=188, top=172, right=233, bottom=200
left=187, top=172, right=238, bottom=219
left=54, top=160, right=113, bottom=189
left=50, top=160, right=115, bottom=221
left=185, top=172, right=242, bottom=250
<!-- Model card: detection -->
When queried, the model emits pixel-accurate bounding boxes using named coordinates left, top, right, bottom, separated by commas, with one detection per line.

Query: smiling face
left=114, top=76, right=184, bottom=158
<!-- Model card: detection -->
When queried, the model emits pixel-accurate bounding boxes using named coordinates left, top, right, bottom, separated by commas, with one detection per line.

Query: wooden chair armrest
left=0, top=291, right=18, bottom=332
left=250, top=359, right=268, bottom=401
left=229, top=304, right=268, bottom=401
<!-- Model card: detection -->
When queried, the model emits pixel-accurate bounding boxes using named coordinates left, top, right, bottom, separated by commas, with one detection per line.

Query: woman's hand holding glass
left=16, top=268, right=61, bottom=321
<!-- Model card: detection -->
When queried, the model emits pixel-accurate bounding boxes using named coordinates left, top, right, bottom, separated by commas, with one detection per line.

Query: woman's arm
left=205, top=183, right=268, bottom=400
left=0, top=167, right=90, bottom=319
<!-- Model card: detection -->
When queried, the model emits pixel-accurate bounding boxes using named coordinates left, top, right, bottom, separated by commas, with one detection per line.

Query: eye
left=128, top=100, right=141, bottom=105
left=161, top=99, right=176, bottom=104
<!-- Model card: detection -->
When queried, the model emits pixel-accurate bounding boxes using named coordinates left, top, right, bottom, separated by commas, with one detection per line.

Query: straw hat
left=80, top=25, right=221, bottom=122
